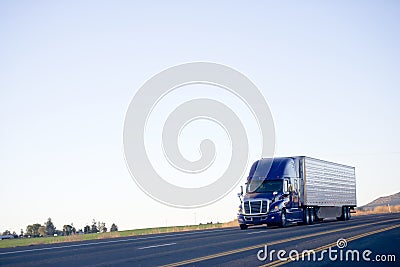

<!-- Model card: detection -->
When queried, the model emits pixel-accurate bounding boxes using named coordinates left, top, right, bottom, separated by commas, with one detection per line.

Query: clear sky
left=1, top=1, right=399, bottom=233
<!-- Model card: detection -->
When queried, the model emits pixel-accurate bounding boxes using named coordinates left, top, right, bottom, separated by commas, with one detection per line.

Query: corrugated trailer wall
left=304, top=157, right=356, bottom=207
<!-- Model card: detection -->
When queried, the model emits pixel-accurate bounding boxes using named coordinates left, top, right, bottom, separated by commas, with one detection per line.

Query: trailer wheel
left=343, top=207, right=348, bottom=220
left=338, top=207, right=348, bottom=221
left=303, top=208, right=310, bottom=225
left=280, top=210, right=287, bottom=228
left=344, top=207, right=351, bottom=220
left=240, top=224, right=248, bottom=230
left=309, top=208, right=315, bottom=225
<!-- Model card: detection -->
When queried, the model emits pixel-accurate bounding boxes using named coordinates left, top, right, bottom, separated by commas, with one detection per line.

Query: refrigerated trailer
left=237, top=156, right=356, bottom=229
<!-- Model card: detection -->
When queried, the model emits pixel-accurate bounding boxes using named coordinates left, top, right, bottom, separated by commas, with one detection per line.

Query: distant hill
left=359, top=192, right=400, bottom=210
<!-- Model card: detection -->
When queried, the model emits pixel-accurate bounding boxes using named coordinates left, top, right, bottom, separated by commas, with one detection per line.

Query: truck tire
left=344, top=207, right=351, bottom=220
left=309, top=208, right=315, bottom=225
left=303, top=208, right=310, bottom=225
left=280, top=210, right=287, bottom=228
left=343, top=207, right=348, bottom=220
left=240, top=224, right=248, bottom=230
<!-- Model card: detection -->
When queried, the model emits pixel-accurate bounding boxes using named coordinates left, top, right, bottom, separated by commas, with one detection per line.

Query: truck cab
left=237, top=157, right=303, bottom=229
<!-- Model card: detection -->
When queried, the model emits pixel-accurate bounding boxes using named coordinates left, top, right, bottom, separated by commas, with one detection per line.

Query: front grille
left=243, top=200, right=269, bottom=214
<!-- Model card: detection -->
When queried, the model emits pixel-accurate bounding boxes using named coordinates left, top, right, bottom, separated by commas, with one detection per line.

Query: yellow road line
left=160, top=218, right=400, bottom=267
left=263, top=224, right=400, bottom=267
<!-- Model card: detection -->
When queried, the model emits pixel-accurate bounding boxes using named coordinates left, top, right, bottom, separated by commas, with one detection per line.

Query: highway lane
left=0, top=213, right=399, bottom=266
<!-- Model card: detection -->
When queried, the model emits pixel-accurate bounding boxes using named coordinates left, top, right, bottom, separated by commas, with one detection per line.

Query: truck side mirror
left=283, top=180, right=289, bottom=194
left=240, top=185, right=243, bottom=196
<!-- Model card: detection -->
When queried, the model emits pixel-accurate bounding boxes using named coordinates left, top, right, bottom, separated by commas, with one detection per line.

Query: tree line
left=1, top=218, right=118, bottom=238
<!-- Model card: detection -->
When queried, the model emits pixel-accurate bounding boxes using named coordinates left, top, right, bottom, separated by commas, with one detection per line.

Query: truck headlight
left=271, top=205, right=279, bottom=212
left=238, top=205, right=243, bottom=214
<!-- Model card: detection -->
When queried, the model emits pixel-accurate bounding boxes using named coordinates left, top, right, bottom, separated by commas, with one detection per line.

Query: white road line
left=0, top=239, right=132, bottom=255
left=133, top=227, right=236, bottom=241
left=137, top=242, right=176, bottom=250
left=246, top=230, right=267, bottom=235
left=0, top=228, right=236, bottom=256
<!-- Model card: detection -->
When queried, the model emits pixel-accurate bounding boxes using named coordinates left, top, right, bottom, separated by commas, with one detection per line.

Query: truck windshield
left=247, top=180, right=283, bottom=193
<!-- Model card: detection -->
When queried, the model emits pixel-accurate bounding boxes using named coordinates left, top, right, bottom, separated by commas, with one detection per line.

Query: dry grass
left=353, top=205, right=400, bottom=216
left=221, top=219, right=239, bottom=227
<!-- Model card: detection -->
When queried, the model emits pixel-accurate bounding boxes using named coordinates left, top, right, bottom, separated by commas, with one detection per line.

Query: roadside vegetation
left=354, top=205, right=400, bottom=216
left=0, top=219, right=237, bottom=249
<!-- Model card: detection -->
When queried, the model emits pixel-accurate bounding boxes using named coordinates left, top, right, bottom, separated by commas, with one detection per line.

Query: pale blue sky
left=1, top=1, right=399, bottom=232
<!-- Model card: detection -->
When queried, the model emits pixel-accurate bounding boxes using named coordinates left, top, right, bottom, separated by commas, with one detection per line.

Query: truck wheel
left=303, top=208, right=310, bottom=225
left=240, top=224, right=248, bottom=230
left=309, top=209, right=315, bottom=225
left=343, top=207, right=348, bottom=220
left=280, top=210, right=287, bottom=228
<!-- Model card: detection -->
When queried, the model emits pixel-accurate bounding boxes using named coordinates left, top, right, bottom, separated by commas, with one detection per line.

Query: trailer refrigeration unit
left=237, top=156, right=356, bottom=229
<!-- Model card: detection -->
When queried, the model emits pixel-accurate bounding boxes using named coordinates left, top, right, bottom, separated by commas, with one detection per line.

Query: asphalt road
left=0, top=213, right=399, bottom=267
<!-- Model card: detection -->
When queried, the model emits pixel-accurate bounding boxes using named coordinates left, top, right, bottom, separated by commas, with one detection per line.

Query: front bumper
left=238, top=211, right=282, bottom=225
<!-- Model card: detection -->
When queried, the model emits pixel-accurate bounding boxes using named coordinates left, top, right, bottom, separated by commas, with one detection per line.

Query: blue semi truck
left=237, top=156, right=356, bottom=229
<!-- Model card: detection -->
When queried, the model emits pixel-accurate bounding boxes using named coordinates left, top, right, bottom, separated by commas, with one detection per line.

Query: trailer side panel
left=304, top=157, right=356, bottom=206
